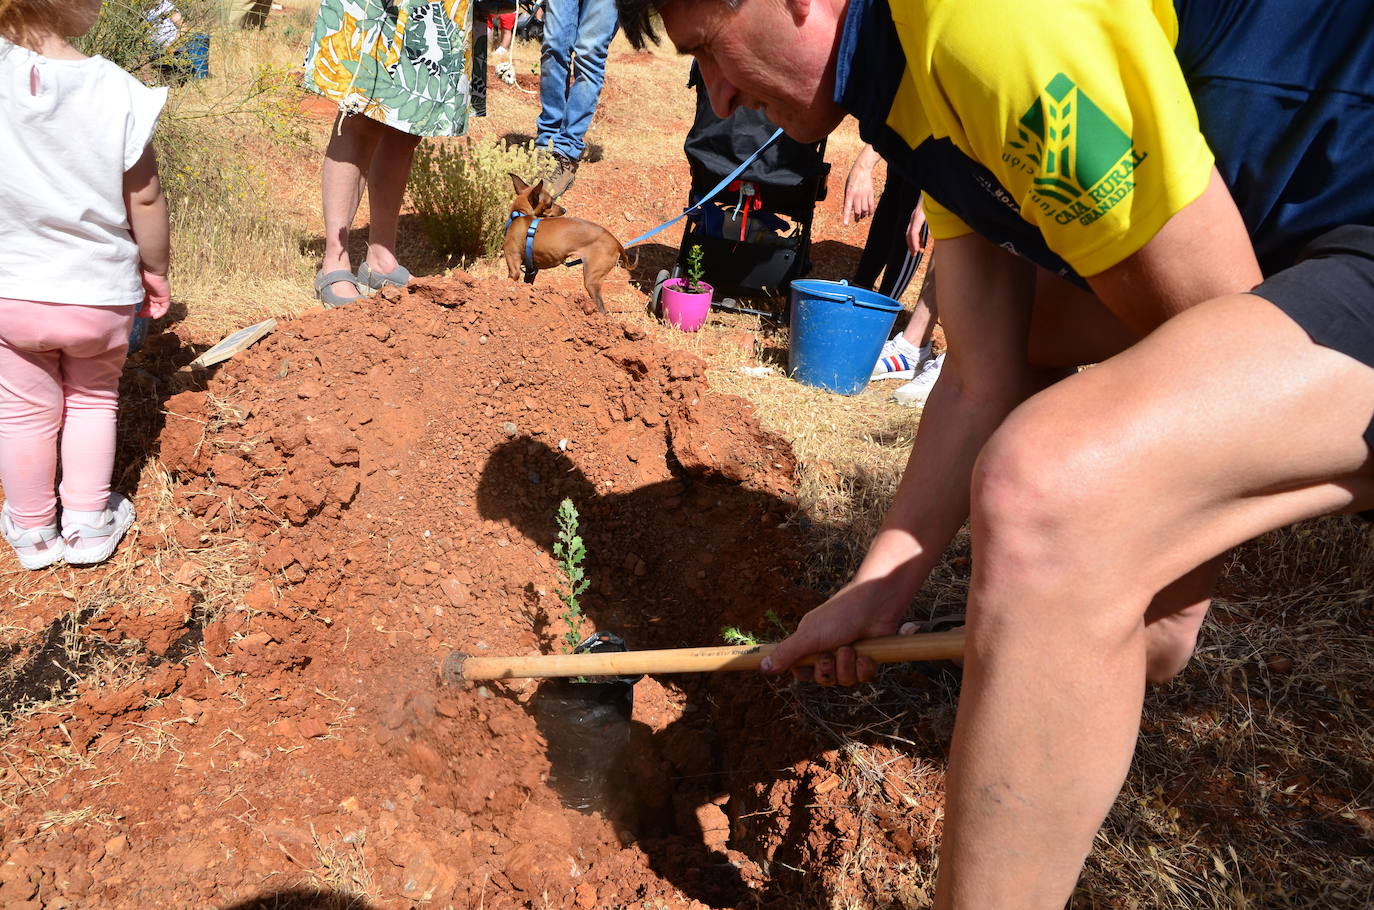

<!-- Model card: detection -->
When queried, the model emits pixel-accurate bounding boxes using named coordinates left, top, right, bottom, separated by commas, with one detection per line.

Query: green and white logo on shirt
left=1004, top=73, right=1147, bottom=226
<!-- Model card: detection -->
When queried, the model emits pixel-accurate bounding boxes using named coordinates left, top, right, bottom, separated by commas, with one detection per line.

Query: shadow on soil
left=475, top=435, right=962, bottom=907
left=222, top=889, right=377, bottom=910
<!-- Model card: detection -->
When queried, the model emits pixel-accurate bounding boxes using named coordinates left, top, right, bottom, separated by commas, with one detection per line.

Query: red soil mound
left=0, top=275, right=937, bottom=909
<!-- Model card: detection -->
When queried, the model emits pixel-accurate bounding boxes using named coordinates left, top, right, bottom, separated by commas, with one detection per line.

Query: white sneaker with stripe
left=871, top=335, right=929, bottom=381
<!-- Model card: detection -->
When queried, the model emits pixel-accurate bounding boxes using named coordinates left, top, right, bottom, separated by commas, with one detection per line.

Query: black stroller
left=515, top=0, right=544, bottom=42
left=651, top=64, right=831, bottom=318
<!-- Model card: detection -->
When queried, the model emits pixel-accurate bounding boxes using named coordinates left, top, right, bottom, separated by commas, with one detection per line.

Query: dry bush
left=407, top=137, right=550, bottom=262
left=157, top=112, right=307, bottom=284
left=73, top=1, right=321, bottom=335
left=77, top=0, right=218, bottom=73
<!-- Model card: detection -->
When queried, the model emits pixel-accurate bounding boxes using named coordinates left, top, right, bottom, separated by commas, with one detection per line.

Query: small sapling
left=553, top=497, right=589, bottom=651
left=684, top=243, right=707, bottom=294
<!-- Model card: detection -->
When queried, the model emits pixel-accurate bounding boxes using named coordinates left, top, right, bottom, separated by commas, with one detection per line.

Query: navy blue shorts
left=1250, top=224, right=1374, bottom=452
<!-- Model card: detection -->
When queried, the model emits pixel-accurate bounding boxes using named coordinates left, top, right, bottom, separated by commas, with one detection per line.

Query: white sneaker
left=1, top=503, right=64, bottom=570
left=871, top=335, right=928, bottom=381
left=61, top=493, right=135, bottom=566
left=892, top=352, right=944, bottom=407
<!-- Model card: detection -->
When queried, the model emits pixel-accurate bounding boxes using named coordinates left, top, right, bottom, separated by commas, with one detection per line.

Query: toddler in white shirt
left=0, top=0, right=171, bottom=569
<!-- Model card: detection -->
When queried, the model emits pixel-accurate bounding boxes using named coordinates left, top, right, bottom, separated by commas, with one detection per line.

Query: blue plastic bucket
left=788, top=279, right=902, bottom=395
left=184, top=33, right=210, bottom=79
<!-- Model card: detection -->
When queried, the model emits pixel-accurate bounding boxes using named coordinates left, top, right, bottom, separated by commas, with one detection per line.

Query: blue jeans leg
left=536, top=0, right=575, bottom=154
left=536, top=0, right=618, bottom=160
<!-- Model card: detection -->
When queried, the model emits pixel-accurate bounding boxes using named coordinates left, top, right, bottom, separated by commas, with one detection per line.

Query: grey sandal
left=314, top=269, right=363, bottom=308
left=356, top=261, right=412, bottom=291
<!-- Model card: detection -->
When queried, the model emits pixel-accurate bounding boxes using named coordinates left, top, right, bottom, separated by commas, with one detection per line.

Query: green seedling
left=684, top=243, right=707, bottom=294
left=721, top=626, right=758, bottom=646
left=553, top=498, right=589, bottom=652
left=721, top=610, right=790, bottom=647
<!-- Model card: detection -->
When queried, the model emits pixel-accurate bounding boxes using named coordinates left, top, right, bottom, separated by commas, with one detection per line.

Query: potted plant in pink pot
left=660, top=245, right=713, bottom=331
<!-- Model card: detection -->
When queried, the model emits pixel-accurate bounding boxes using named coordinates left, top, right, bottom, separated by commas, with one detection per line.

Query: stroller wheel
left=650, top=268, right=670, bottom=317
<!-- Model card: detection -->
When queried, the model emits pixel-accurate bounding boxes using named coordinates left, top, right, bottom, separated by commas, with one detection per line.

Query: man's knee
left=971, top=411, right=1109, bottom=560
left=967, top=404, right=1156, bottom=647
left=569, top=39, right=611, bottom=77
left=541, top=41, right=571, bottom=63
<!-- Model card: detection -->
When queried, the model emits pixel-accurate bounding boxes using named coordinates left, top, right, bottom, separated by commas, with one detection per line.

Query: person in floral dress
left=304, top=0, right=473, bottom=306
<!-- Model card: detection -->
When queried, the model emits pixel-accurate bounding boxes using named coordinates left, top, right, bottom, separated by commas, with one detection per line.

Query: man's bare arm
left=1088, top=168, right=1262, bottom=330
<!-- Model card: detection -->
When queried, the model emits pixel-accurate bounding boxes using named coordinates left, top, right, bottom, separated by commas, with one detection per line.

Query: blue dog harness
left=505, top=211, right=546, bottom=283
left=523, top=216, right=541, bottom=283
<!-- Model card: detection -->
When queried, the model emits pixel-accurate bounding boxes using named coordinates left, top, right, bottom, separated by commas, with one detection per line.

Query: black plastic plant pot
left=531, top=632, right=640, bottom=818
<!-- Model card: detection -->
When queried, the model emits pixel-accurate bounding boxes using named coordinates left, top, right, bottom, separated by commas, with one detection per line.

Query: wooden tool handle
left=445, top=629, right=965, bottom=682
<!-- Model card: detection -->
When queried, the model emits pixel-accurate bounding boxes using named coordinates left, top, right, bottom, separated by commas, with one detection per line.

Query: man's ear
left=547, top=202, right=567, bottom=217
left=510, top=172, right=530, bottom=194
left=785, top=0, right=813, bottom=24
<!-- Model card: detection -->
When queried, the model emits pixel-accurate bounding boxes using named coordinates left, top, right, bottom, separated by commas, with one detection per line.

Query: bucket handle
left=799, top=279, right=854, bottom=304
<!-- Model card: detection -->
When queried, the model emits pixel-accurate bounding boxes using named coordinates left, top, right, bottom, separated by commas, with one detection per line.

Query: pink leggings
left=0, top=298, right=133, bottom=528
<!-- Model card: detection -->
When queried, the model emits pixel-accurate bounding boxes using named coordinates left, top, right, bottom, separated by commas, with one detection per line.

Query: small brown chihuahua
left=504, top=173, right=637, bottom=312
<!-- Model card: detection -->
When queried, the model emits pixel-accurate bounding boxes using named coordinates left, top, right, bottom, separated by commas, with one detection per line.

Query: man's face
left=659, top=0, right=847, bottom=142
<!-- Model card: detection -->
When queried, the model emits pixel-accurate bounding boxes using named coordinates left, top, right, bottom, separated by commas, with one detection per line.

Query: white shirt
left=0, top=38, right=167, bottom=307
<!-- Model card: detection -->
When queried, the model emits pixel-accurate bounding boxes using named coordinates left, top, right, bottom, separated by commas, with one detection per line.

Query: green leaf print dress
left=303, top=0, right=472, bottom=137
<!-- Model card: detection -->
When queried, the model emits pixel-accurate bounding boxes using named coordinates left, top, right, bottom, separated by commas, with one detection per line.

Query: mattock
left=441, top=629, right=966, bottom=684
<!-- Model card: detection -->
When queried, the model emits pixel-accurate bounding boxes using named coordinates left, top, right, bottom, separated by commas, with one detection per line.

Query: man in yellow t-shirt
left=621, top=0, right=1374, bottom=905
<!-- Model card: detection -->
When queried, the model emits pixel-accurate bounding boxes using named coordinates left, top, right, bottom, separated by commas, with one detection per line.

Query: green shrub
left=407, top=138, right=550, bottom=263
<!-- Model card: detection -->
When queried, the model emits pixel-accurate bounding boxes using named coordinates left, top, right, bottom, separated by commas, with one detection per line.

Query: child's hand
left=140, top=270, right=171, bottom=319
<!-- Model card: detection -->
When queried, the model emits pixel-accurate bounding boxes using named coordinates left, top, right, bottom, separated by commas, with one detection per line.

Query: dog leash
left=622, top=127, right=784, bottom=248
left=506, top=127, right=785, bottom=277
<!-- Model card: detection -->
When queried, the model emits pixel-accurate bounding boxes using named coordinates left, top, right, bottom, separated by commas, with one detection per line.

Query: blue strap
left=623, top=127, right=784, bottom=248
left=523, top=217, right=540, bottom=281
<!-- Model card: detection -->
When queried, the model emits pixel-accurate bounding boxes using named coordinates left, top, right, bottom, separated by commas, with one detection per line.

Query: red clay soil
left=0, top=276, right=941, bottom=909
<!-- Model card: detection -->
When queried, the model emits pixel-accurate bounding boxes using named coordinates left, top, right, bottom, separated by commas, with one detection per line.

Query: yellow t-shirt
left=885, top=0, right=1214, bottom=276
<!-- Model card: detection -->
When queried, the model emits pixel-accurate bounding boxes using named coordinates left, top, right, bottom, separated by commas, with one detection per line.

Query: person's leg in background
left=865, top=181, right=942, bottom=403
left=492, top=13, right=517, bottom=85
left=472, top=14, right=490, bottom=117
left=537, top=0, right=618, bottom=197
left=0, top=302, right=65, bottom=539
left=361, top=123, right=423, bottom=284
left=233, top=0, right=271, bottom=29
left=560, top=0, right=616, bottom=159
left=320, top=112, right=386, bottom=303
left=0, top=300, right=131, bottom=568
left=536, top=0, right=578, bottom=165
left=890, top=269, right=944, bottom=406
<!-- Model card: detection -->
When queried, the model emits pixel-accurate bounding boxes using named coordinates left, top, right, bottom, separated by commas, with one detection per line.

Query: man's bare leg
left=935, top=294, right=1374, bottom=908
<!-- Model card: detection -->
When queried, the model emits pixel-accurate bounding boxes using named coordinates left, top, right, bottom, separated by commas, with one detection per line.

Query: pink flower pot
left=660, top=279, right=713, bottom=331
